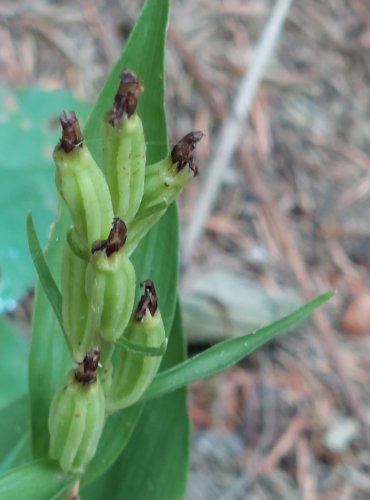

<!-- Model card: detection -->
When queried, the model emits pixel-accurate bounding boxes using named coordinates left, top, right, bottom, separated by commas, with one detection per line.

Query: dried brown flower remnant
left=59, top=111, right=84, bottom=153
left=135, top=279, right=158, bottom=321
left=108, top=70, right=144, bottom=125
left=91, top=217, right=127, bottom=257
left=171, top=130, right=204, bottom=175
left=75, top=347, right=100, bottom=384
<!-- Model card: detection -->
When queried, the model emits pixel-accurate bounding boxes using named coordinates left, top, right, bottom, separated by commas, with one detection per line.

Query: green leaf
left=29, top=206, right=72, bottom=458
left=144, top=291, right=335, bottom=401
left=26, top=213, right=65, bottom=343
left=81, top=302, right=189, bottom=500
left=0, top=396, right=30, bottom=473
left=0, top=317, right=28, bottom=409
left=0, top=459, right=74, bottom=500
left=0, top=87, right=88, bottom=311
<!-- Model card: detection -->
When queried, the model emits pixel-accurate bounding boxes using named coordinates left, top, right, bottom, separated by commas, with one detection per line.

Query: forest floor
left=1, top=0, right=370, bottom=498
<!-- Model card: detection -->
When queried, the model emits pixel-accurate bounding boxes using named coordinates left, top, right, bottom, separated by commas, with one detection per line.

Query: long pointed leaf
left=79, top=0, right=184, bottom=486
left=26, top=213, right=70, bottom=350
left=144, top=291, right=335, bottom=401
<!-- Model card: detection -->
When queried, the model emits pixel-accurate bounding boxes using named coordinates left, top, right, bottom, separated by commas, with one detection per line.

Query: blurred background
left=1, top=0, right=370, bottom=498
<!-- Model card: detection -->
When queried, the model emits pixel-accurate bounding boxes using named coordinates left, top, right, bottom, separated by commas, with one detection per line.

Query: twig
left=182, top=0, right=294, bottom=266
left=297, top=437, right=317, bottom=500
left=256, top=414, right=305, bottom=474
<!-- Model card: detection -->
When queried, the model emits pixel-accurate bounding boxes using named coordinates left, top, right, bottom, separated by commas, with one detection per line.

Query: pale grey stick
left=182, top=0, right=294, bottom=267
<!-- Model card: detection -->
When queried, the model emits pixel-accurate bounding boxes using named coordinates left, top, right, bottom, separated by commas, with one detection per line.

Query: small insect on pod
left=106, top=280, right=166, bottom=413
left=48, top=348, right=105, bottom=473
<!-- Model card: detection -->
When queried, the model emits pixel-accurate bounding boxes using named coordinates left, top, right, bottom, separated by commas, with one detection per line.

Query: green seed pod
left=103, top=70, right=146, bottom=224
left=54, top=111, right=114, bottom=252
left=49, top=349, right=105, bottom=473
left=125, top=131, right=204, bottom=255
left=61, top=240, right=97, bottom=363
left=85, top=218, right=136, bottom=343
left=106, top=280, right=166, bottom=413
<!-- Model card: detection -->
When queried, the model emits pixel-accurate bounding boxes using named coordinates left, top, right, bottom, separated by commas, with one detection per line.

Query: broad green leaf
left=0, top=317, right=28, bottom=408
left=0, top=396, right=30, bottom=473
left=0, top=87, right=88, bottom=312
left=81, top=302, right=189, bottom=500
left=144, top=291, right=335, bottom=401
left=80, top=0, right=184, bottom=485
left=0, top=459, right=74, bottom=500
left=29, top=206, right=72, bottom=458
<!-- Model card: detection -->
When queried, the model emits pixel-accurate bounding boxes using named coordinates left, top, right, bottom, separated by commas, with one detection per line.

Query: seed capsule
left=102, top=70, right=146, bottom=224
left=61, top=240, right=97, bottom=363
left=125, top=131, right=204, bottom=255
left=54, top=111, right=114, bottom=253
left=85, top=218, right=136, bottom=343
left=48, top=348, right=105, bottom=473
left=106, top=280, right=166, bottom=412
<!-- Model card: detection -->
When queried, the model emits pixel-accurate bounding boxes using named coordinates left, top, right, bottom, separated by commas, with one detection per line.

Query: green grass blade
left=26, top=213, right=71, bottom=350
left=144, top=291, right=335, bottom=401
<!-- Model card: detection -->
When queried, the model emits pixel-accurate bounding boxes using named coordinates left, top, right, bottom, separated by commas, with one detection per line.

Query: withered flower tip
left=170, top=130, right=204, bottom=175
left=108, top=69, right=144, bottom=126
left=75, top=347, right=100, bottom=384
left=59, top=110, right=84, bottom=153
left=135, top=279, right=158, bottom=321
left=91, top=217, right=127, bottom=257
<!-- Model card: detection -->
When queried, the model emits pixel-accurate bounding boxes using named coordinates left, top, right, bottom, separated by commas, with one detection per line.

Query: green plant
left=0, top=0, right=333, bottom=498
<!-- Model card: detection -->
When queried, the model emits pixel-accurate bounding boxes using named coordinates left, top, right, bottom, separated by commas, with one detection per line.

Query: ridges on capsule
left=85, top=217, right=136, bottom=344
left=103, top=70, right=146, bottom=224
left=54, top=110, right=114, bottom=253
left=106, top=280, right=166, bottom=413
left=125, top=130, right=204, bottom=255
left=48, top=348, right=105, bottom=473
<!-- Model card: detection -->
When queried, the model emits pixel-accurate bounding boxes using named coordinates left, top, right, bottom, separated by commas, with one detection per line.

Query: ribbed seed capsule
left=125, top=131, right=204, bottom=255
left=48, top=349, right=105, bottom=473
left=61, top=241, right=97, bottom=363
left=85, top=218, right=136, bottom=343
left=106, top=280, right=166, bottom=412
left=53, top=111, right=114, bottom=252
left=103, top=70, right=146, bottom=224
